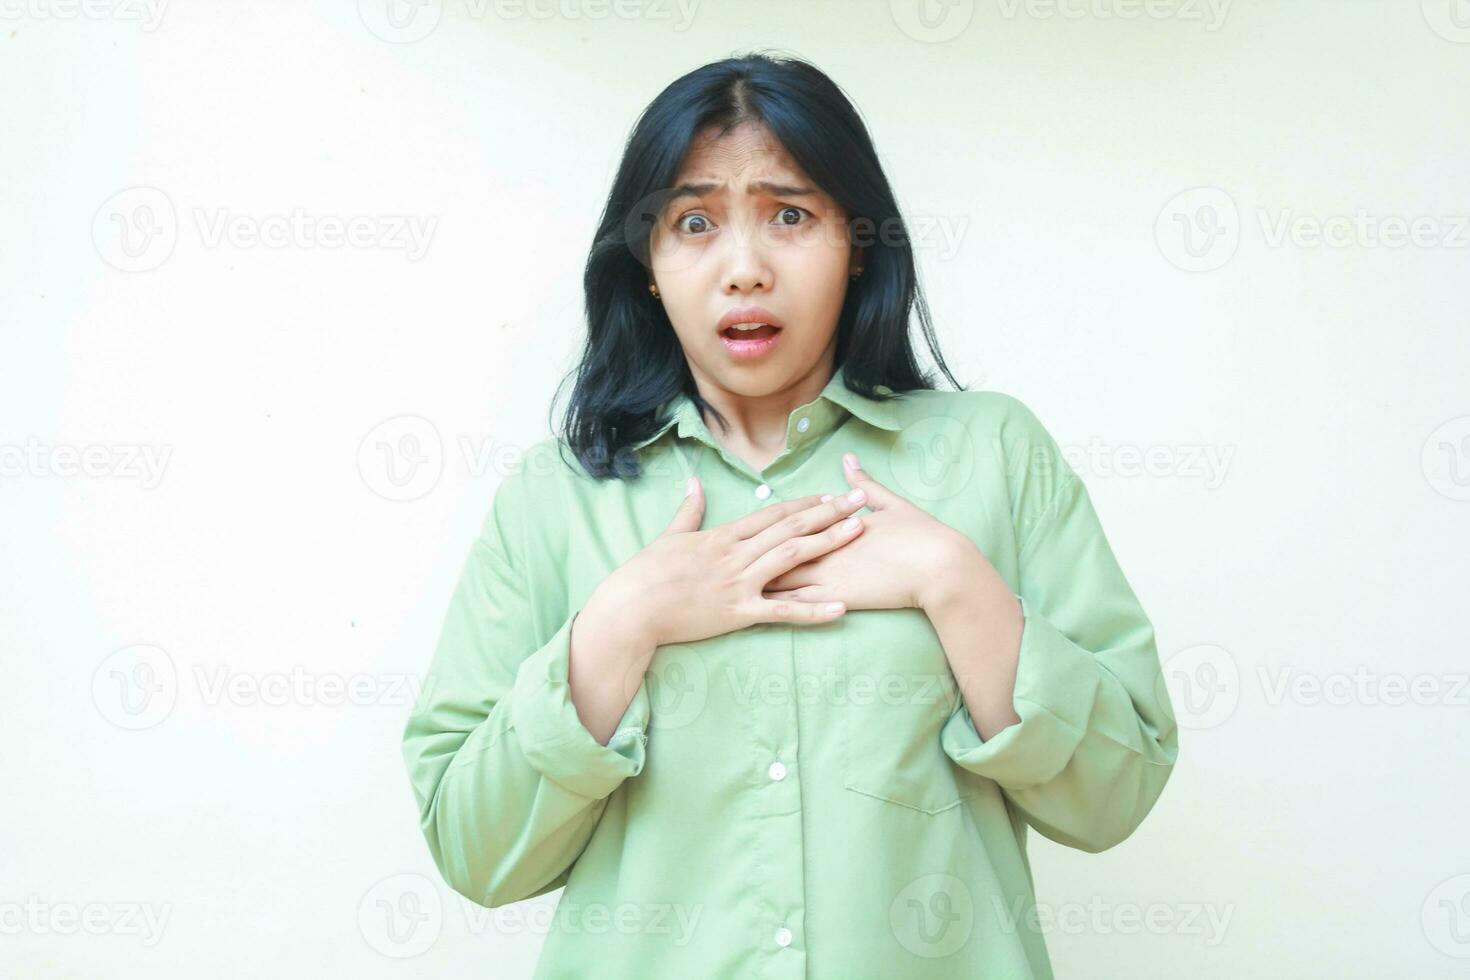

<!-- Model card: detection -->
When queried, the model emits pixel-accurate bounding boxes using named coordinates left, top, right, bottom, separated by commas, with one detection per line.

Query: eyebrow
left=666, top=179, right=817, bottom=204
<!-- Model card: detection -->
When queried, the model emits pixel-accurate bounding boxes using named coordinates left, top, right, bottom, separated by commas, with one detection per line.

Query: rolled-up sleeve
left=401, top=472, right=650, bottom=907
left=941, top=405, right=1179, bottom=853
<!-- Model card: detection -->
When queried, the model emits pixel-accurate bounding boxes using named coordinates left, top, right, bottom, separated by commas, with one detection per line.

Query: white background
left=3, top=0, right=1468, bottom=976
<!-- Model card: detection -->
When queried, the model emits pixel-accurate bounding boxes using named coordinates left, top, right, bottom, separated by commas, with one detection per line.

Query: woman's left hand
left=761, top=452, right=983, bottom=612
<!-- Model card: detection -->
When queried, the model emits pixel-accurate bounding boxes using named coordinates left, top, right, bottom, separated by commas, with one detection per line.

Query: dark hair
left=554, top=50, right=962, bottom=481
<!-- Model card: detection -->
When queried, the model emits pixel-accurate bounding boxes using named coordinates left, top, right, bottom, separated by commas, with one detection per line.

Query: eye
left=674, top=213, right=713, bottom=235
left=775, top=206, right=810, bottom=226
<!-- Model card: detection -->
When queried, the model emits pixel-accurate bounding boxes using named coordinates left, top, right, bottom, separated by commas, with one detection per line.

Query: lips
left=720, top=323, right=781, bottom=340
left=717, top=305, right=785, bottom=336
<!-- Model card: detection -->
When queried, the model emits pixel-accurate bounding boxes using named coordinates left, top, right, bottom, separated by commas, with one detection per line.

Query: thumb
left=843, top=452, right=899, bottom=509
left=662, top=476, right=705, bottom=535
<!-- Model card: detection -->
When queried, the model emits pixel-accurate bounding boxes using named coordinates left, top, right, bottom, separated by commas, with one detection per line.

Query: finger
left=725, top=494, right=826, bottom=541
left=735, top=489, right=866, bottom=569
left=843, top=452, right=899, bottom=510
left=756, top=596, right=846, bottom=625
left=660, top=476, right=705, bottom=536
left=743, top=511, right=863, bottom=587
left=762, top=585, right=833, bottom=603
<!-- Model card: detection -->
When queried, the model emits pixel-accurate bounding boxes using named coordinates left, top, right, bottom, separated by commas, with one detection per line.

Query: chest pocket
left=838, top=607, right=979, bottom=814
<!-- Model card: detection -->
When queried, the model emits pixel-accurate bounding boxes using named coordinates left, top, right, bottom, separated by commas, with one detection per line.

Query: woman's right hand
left=591, top=478, right=869, bottom=650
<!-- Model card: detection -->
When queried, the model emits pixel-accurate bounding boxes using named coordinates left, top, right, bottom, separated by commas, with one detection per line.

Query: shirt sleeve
left=940, top=399, right=1179, bottom=853
left=400, top=470, right=651, bottom=907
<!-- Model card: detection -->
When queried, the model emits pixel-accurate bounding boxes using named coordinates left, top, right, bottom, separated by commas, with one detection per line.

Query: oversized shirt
left=400, top=363, right=1179, bottom=979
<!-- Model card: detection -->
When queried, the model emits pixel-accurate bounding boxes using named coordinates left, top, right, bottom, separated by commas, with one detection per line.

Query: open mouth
left=718, top=322, right=784, bottom=359
left=719, top=323, right=782, bottom=341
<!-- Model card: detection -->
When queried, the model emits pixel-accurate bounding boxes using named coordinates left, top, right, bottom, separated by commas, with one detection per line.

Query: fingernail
left=845, top=452, right=859, bottom=468
left=824, top=602, right=845, bottom=615
left=686, top=477, right=697, bottom=496
left=847, top=487, right=865, bottom=503
left=820, top=493, right=834, bottom=502
left=840, top=517, right=861, bottom=532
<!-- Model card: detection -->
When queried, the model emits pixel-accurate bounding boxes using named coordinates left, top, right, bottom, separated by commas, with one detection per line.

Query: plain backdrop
left=3, top=1, right=1468, bottom=977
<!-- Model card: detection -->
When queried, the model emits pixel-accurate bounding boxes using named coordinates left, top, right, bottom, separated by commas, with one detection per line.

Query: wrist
left=583, top=578, right=659, bottom=662
left=919, top=533, right=1006, bottom=617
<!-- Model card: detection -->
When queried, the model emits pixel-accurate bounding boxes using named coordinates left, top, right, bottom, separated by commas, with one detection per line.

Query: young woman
left=402, top=52, right=1178, bottom=979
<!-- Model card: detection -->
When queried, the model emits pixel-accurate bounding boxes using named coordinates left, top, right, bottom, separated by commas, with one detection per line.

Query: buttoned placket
left=665, top=400, right=854, bottom=971
left=643, top=371, right=901, bottom=971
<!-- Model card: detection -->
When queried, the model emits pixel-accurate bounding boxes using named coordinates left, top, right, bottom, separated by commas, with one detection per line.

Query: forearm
left=568, top=589, right=657, bottom=746
left=923, top=539, right=1025, bottom=742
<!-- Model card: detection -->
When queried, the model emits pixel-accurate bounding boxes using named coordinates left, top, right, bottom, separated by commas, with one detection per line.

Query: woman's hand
left=591, top=478, right=872, bottom=650
left=761, top=452, right=985, bottom=612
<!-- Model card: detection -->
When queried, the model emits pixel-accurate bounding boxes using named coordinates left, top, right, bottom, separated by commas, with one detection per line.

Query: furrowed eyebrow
left=666, top=179, right=818, bottom=204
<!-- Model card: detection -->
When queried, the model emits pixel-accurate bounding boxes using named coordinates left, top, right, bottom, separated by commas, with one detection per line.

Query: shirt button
left=796, top=416, right=810, bottom=433
left=775, top=926, right=793, bottom=947
left=754, top=483, right=772, bottom=500
left=768, top=761, right=787, bottom=781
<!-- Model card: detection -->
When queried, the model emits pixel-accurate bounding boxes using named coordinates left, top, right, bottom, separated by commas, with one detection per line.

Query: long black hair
left=554, top=50, right=962, bottom=481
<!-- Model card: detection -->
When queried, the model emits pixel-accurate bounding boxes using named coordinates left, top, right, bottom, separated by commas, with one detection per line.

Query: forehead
left=674, top=122, right=804, bottom=184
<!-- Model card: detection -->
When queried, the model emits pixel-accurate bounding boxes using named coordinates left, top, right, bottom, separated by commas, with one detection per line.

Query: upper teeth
left=731, top=322, right=773, bottom=331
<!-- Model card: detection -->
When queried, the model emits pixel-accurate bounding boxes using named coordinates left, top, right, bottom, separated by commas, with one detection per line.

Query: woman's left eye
left=775, top=206, right=809, bottom=225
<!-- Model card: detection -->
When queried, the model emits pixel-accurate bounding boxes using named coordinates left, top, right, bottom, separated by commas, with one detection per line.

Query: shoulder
left=477, top=436, right=584, bottom=556
left=892, top=386, right=1082, bottom=533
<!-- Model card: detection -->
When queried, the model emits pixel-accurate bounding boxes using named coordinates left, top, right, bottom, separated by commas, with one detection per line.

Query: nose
left=721, top=219, right=774, bottom=295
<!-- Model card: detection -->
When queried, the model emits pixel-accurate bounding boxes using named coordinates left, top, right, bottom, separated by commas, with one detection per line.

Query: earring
left=850, top=268, right=863, bottom=279
left=648, top=282, right=660, bottom=297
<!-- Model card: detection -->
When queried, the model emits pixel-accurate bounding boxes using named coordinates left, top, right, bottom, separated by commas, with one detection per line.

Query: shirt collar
left=627, top=363, right=902, bottom=455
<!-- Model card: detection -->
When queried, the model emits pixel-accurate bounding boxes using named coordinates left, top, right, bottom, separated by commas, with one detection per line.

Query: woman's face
left=647, top=122, right=862, bottom=398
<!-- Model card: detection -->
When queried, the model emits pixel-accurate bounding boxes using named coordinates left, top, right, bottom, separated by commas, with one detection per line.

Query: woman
left=401, top=52, right=1178, bottom=979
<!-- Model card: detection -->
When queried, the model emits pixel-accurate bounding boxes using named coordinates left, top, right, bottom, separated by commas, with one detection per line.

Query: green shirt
left=401, top=363, right=1179, bottom=979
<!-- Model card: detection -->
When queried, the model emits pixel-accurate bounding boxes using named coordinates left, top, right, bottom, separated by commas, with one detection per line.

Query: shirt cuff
left=509, top=610, right=651, bottom=800
left=940, top=593, right=1102, bottom=791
